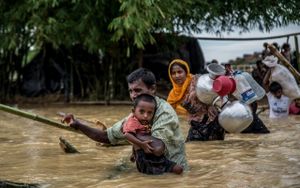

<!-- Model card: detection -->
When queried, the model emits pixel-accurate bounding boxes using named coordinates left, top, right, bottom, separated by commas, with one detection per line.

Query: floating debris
left=0, top=180, right=39, bottom=188
left=59, top=137, right=80, bottom=154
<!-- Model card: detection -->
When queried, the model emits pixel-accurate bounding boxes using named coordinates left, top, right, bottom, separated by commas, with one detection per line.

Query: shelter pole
left=295, top=35, right=300, bottom=72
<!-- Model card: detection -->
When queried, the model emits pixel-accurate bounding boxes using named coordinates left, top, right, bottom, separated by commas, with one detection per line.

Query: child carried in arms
left=123, top=93, right=183, bottom=175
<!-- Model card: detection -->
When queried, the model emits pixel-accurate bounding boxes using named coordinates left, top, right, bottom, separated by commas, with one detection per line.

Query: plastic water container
left=241, top=72, right=266, bottom=100
left=232, top=71, right=258, bottom=104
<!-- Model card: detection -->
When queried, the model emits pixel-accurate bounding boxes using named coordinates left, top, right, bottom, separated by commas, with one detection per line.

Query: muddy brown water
left=1, top=104, right=300, bottom=188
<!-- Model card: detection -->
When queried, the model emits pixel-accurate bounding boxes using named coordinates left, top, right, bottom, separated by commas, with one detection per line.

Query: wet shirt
left=107, top=96, right=188, bottom=170
left=267, top=92, right=291, bottom=118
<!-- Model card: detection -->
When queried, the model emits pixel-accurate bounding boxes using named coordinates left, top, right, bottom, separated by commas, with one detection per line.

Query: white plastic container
left=241, top=71, right=266, bottom=100
left=232, top=72, right=258, bottom=104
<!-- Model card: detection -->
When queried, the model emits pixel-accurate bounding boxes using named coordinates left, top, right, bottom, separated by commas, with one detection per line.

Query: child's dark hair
left=269, top=81, right=282, bottom=93
left=133, top=94, right=157, bottom=109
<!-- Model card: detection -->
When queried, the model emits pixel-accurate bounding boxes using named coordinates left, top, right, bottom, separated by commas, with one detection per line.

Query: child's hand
left=141, top=140, right=154, bottom=154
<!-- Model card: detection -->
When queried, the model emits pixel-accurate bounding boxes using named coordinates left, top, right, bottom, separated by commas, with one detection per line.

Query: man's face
left=128, top=79, right=155, bottom=101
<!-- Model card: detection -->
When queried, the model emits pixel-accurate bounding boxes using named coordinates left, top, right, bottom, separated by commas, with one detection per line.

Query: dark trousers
left=134, top=149, right=176, bottom=175
left=242, top=102, right=270, bottom=134
left=186, top=115, right=225, bottom=142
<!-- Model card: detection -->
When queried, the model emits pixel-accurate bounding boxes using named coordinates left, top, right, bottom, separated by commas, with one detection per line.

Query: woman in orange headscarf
left=167, top=59, right=192, bottom=115
left=167, top=59, right=225, bottom=141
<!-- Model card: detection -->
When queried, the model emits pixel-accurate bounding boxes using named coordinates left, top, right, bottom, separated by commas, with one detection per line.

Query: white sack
left=270, top=64, right=300, bottom=100
left=262, top=55, right=300, bottom=100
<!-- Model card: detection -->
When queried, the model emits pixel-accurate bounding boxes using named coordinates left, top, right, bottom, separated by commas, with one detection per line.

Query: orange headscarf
left=167, top=59, right=193, bottom=115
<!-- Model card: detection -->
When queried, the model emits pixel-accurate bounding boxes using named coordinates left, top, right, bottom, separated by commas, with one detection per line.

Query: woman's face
left=170, top=64, right=187, bottom=86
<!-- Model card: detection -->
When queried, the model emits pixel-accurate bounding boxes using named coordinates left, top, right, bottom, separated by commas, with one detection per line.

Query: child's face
left=133, top=101, right=155, bottom=125
left=274, top=89, right=283, bottom=99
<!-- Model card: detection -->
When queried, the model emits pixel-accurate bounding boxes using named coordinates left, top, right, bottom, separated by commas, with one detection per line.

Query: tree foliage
left=1, top=0, right=300, bottom=53
left=0, top=0, right=299, bottom=101
left=109, top=0, right=300, bottom=48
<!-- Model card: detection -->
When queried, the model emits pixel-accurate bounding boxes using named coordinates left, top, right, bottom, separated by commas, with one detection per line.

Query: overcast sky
left=196, top=24, right=300, bottom=64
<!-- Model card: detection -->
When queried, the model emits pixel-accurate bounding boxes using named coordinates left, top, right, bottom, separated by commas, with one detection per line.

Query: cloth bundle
left=263, top=56, right=300, bottom=100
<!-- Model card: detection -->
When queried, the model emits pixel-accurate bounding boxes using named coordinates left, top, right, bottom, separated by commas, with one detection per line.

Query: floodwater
left=1, top=104, right=300, bottom=188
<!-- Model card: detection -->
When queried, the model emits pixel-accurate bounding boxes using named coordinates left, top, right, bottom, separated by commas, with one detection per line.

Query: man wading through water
left=62, top=68, right=188, bottom=174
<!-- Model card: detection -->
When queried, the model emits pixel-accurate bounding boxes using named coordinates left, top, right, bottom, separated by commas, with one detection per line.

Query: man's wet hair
left=133, top=93, right=157, bottom=109
left=126, top=68, right=156, bottom=88
left=269, top=81, right=282, bottom=93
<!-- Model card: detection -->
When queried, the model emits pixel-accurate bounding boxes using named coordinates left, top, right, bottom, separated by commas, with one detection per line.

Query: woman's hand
left=182, top=101, right=195, bottom=114
left=207, top=106, right=218, bottom=120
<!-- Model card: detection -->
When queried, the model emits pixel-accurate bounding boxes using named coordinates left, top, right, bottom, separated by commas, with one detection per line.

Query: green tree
left=0, top=0, right=299, bottom=101
left=109, top=0, right=300, bottom=48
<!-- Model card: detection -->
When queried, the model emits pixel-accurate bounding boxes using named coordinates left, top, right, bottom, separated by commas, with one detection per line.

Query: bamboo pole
left=0, top=104, right=82, bottom=134
left=295, top=35, right=300, bottom=72
left=267, top=44, right=300, bottom=82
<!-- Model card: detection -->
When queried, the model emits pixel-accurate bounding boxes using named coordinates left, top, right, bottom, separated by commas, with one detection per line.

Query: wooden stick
left=268, top=44, right=300, bottom=82
left=0, top=104, right=82, bottom=134
left=59, top=136, right=80, bottom=153
left=0, top=180, right=39, bottom=188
